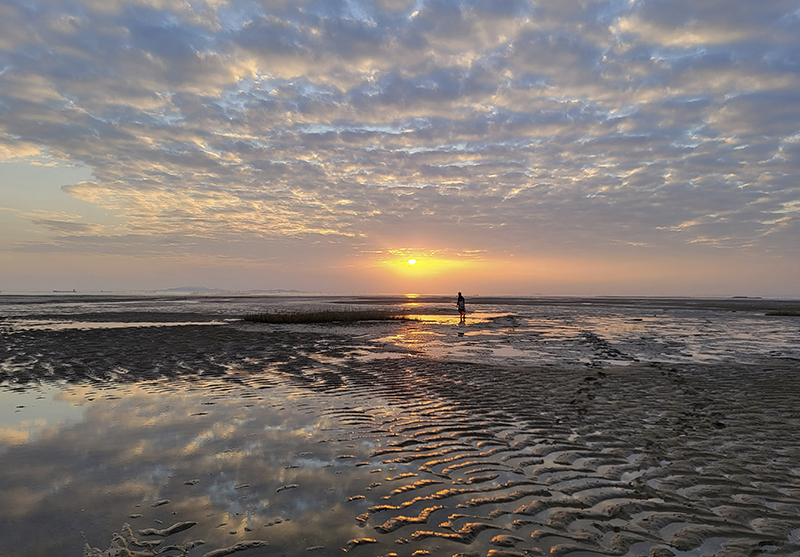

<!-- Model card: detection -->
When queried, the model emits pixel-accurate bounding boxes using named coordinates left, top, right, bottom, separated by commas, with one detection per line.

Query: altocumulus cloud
left=1, top=0, right=800, bottom=275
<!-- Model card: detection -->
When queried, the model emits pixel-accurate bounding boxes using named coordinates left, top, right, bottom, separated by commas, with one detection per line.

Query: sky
left=1, top=0, right=800, bottom=296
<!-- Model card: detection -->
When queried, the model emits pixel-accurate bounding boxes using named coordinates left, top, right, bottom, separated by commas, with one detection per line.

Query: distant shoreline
left=2, top=292, right=799, bottom=314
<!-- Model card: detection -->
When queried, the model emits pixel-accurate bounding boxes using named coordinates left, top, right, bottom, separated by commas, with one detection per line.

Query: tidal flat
left=1, top=294, right=800, bottom=557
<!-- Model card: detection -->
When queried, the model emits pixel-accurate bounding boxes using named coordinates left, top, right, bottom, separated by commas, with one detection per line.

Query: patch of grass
left=765, top=310, right=800, bottom=316
left=242, top=309, right=413, bottom=324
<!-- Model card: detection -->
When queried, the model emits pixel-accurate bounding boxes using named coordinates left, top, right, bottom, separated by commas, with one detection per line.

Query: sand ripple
left=3, top=297, right=800, bottom=556
left=309, top=356, right=800, bottom=556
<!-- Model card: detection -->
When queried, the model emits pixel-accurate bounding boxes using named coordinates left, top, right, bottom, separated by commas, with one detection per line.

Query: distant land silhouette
left=164, top=286, right=215, bottom=292
left=163, top=286, right=302, bottom=294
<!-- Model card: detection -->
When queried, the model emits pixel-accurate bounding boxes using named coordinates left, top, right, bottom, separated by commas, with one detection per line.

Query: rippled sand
left=1, top=295, right=799, bottom=556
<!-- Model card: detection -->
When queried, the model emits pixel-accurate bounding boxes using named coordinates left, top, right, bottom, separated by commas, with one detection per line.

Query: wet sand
left=1, top=295, right=799, bottom=556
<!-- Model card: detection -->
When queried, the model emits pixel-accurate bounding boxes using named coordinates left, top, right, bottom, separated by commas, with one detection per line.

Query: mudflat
left=1, top=295, right=799, bottom=556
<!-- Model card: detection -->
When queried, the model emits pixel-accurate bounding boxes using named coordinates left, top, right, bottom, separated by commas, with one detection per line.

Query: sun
left=376, top=252, right=478, bottom=280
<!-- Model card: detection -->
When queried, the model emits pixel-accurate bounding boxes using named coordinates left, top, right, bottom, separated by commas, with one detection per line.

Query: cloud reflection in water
left=0, top=379, right=400, bottom=555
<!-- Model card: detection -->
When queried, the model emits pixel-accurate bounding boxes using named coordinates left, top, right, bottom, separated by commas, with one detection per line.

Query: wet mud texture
left=331, top=356, right=800, bottom=556
left=4, top=323, right=800, bottom=556
left=0, top=324, right=367, bottom=386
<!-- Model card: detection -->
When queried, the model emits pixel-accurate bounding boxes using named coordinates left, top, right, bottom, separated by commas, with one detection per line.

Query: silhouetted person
left=457, top=292, right=466, bottom=323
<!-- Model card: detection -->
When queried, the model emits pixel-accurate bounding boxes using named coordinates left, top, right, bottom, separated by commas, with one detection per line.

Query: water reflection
left=376, top=304, right=800, bottom=366
left=3, top=296, right=800, bottom=557
left=3, top=357, right=800, bottom=557
left=0, top=379, right=400, bottom=555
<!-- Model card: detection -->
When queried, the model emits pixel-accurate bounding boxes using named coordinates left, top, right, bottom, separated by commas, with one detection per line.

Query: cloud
left=1, top=0, right=799, bottom=289
left=30, top=218, right=103, bottom=235
left=0, top=137, right=42, bottom=159
left=615, top=0, right=800, bottom=47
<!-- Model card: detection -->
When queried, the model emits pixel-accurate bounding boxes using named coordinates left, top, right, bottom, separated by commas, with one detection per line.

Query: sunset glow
left=378, top=255, right=477, bottom=278
left=1, top=0, right=799, bottom=295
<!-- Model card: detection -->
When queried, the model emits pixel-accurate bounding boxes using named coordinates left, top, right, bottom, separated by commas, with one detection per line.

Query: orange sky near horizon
left=2, top=0, right=800, bottom=297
